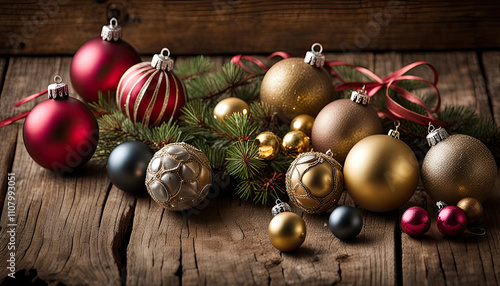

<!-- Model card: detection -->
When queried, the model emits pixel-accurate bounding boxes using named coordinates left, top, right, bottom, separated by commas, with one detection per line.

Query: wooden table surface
left=0, top=51, right=499, bottom=286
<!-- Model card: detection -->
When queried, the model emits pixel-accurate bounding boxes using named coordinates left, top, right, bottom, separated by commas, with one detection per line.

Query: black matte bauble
left=328, top=206, right=363, bottom=240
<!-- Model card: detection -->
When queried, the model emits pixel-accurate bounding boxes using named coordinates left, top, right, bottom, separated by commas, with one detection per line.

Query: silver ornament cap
left=426, top=127, right=449, bottom=146
left=387, top=121, right=401, bottom=139
left=101, top=18, right=122, bottom=41
left=304, top=43, right=325, bottom=68
left=151, top=48, right=174, bottom=72
left=272, top=199, right=292, bottom=217
left=350, top=86, right=371, bottom=105
left=47, top=75, right=69, bottom=99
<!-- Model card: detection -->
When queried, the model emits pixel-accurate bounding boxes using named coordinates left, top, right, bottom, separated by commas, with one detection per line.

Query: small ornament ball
left=436, top=205, right=467, bottom=237
left=328, top=206, right=363, bottom=240
left=268, top=200, right=306, bottom=252
left=401, top=206, right=431, bottom=237
left=213, top=97, right=250, bottom=122
left=282, top=131, right=311, bottom=158
left=255, top=132, right=281, bottom=160
left=290, top=114, right=315, bottom=137
left=456, top=197, right=483, bottom=224
left=107, top=141, right=154, bottom=194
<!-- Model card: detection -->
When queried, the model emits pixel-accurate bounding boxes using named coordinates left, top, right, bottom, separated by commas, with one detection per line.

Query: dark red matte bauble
left=70, top=38, right=141, bottom=102
left=23, top=97, right=99, bottom=172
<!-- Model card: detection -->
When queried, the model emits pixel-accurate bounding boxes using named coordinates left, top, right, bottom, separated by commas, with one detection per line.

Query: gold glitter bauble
left=290, top=114, right=315, bottom=137
left=255, top=131, right=281, bottom=160
left=282, top=131, right=311, bottom=158
left=286, top=151, right=344, bottom=213
left=311, top=98, right=383, bottom=164
left=260, top=58, right=334, bottom=122
left=145, top=143, right=212, bottom=211
left=268, top=212, right=306, bottom=252
left=213, top=97, right=250, bottom=122
left=344, top=135, right=419, bottom=212
left=422, top=134, right=497, bottom=205
left=457, top=197, right=484, bottom=224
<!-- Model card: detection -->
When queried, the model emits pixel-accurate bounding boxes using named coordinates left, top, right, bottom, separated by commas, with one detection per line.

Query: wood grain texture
left=482, top=52, right=500, bottom=125
left=1, top=1, right=500, bottom=55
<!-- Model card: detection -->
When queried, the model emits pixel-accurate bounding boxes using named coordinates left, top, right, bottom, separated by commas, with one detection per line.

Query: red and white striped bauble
left=117, top=48, right=186, bottom=126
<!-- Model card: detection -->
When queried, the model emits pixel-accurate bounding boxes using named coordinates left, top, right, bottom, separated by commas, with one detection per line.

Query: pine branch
left=174, top=55, right=214, bottom=81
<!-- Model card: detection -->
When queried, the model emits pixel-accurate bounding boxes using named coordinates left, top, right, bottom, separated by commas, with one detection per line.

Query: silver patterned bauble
left=145, top=143, right=212, bottom=211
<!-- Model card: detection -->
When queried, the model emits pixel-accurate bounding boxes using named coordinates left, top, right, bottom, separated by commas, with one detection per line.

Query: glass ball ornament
left=282, top=130, right=311, bottom=158
left=456, top=197, right=483, bottom=225
left=268, top=200, right=306, bottom=252
left=255, top=131, right=281, bottom=160
left=290, top=114, right=315, bottom=137
left=145, top=142, right=212, bottom=211
left=401, top=206, right=431, bottom=237
left=213, top=97, right=250, bottom=122
left=436, top=202, right=467, bottom=237
left=328, top=206, right=363, bottom=240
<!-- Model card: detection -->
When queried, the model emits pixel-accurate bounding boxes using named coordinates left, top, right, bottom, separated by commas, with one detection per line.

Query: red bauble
left=401, top=206, right=431, bottom=237
left=116, top=48, right=186, bottom=127
left=437, top=206, right=467, bottom=237
left=23, top=77, right=98, bottom=172
left=70, top=18, right=140, bottom=102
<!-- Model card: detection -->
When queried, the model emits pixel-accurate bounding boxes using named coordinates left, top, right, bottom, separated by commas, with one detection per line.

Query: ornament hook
left=464, top=227, right=487, bottom=236
left=110, top=17, right=118, bottom=29
left=428, top=122, right=435, bottom=133
left=54, top=75, right=62, bottom=84
left=387, top=121, right=401, bottom=139
left=311, top=43, right=323, bottom=54
left=326, top=149, right=333, bottom=157
left=304, top=43, right=325, bottom=67
left=160, top=48, right=171, bottom=58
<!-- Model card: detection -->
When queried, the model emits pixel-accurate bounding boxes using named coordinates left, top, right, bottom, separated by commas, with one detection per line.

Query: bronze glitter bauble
left=311, top=88, right=383, bottom=164
left=213, top=97, right=250, bottom=122
left=282, top=131, right=312, bottom=158
left=286, top=151, right=344, bottom=214
left=268, top=211, right=306, bottom=252
left=290, top=114, right=315, bottom=137
left=344, top=134, right=419, bottom=213
left=422, top=128, right=497, bottom=205
left=255, top=131, right=281, bottom=160
left=457, top=197, right=484, bottom=224
left=145, top=143, right=212, bottom=211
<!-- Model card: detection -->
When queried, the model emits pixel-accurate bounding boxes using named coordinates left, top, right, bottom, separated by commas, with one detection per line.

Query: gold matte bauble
left=456, top=197, right=484, bottom=224
left=344, top=135, right=419, bottom=212
left=255, top=131, right=281, bottom=160
left=290, top=114, right=315, bottom=137
left=260, top=58, right=334, bottom=122
left=268, top=212, right=306, bottom=252
left=311, top=99, right=383, bottom=164
left=422, top=134, right=497, bottom=205
left=213, top=97, right=250, bottom=122
left=286, top=151, right=344, bottom=213
left=282, top=131, right=312, bottom=158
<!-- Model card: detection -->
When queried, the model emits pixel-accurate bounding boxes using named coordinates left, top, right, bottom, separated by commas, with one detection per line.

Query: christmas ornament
left=213, top=97, right=250, bottom=122
left=436, top=202, right=467, bottom=237
left=145, top=142, right=211, bottom=211
left=421, top=126, right=497, bottom=205
left=117, top=48, right=186, bottom=127
left=255, top=131, right=281, bottom=160
left=311, top=87, right=383, bottom=164
left=70, top=18, right=141, bottom=102
left=107, top=141, right=154, bottom=194
left=328, top=206, right=363, bottom=240
left=401, top=206, right=431, bottom=237
left=456, top=197, right=483, bottom=225
left=260, top=43, right=334, bottom=122
left=282, top=131, right=311, bottom=158
left=23, top=75, right=98, bottom=171
left=290, top=114, right=315, bottom=137
left=268, top=200, right=306, bottom=252
left=286, top=150, right=343, bottom=214
left=343, top=123, right=419, bottom=212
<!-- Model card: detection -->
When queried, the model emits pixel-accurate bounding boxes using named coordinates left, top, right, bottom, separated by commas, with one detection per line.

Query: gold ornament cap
left=350, top=86, right=371, bottom=105
left=47, top=75, right=69, bottom=99
left=151, top=48, right=174, bottom=72
left=426, top=126, right=449, bottom=146
left=304, top=43, right=325, bottom=68
left=101, top=18, right=122, bottom=41
left=271, top=199, right=292, bottom=217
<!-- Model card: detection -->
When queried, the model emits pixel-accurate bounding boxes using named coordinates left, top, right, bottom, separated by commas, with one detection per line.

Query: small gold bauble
left=290, top=114, right=315, bottom=137
left=213, top=97, right=250, bottom=122
left=344, top=135, right=419, bottom=212
left=286, top=151, right=344, bottom=213
left=268, top=212, right=306, bottom=252
left=282, top=131, right=311, bottom=158
left=255, top=131, right=281, bottom=160
left=457, top=197, right=484, bottom=224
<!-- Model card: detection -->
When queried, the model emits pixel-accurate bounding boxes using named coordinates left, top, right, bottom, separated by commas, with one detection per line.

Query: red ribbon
left=0, top=89, right=47, bottom=127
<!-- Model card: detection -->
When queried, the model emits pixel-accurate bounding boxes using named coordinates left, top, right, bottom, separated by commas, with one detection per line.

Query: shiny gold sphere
left=290, top=114, right=315, bottom=137
left=213, top=97, right=250, bottom=122
left=260, top=58, right=334, bottom=122
left=268, top=212, right=306, bottom=252
left=255, top=131, right=281, bottom=160
left=311, top=99, right=383, bottom=164
left=344, top=135, right=419, bottom=212
left=286, top=151, right=344, bottom=213
left=282, top=131, right=311, bottom=158
left=457, top=197, right=484, bottom=224
left=422, top=134, right=497, bottom=205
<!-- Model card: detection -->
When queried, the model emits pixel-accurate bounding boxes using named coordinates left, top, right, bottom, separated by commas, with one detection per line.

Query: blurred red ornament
left=23, top=76, right=98, bottom=172
left=70, top=18, right=141, bottom=102
left=116, top=48, right=186, bottom=127
left=401, top=206, right=431, bottom=237
left=436, top=205, right=467, bottom=237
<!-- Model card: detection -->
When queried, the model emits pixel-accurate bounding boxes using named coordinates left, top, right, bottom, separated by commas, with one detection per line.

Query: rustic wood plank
left=482, top=52, right=500, bottom=125
left=1, top=1, right=499, bottom=55
left=0, top=58, right=14, bottom=217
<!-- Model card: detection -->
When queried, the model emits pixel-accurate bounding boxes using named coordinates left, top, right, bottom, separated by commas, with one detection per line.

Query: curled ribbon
left=0, top=89, right=48, bottom=127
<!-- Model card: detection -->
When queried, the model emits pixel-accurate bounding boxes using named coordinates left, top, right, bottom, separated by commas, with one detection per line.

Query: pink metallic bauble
left=401, top=206, right=431, bottom=237
left=70, top=38, right=141, bottom=102
left=23, top=97, right=99, bottom=172
left=437, top=206, right=467, bottom=237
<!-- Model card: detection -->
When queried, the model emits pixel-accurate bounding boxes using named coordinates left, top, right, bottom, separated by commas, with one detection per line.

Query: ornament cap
left=387, top=121, right=401, bottom=139
left=426, top=127, right=449, bottom=146
left=435, top=201, right=447, bottom=213
left=151, top=48, right=174, bottom=72
left=47, top=75, right=69, bottom=99
left=101, top=18, right=122, bottom=41
left=350, top=86, right=371, bottom=105
left=304, top=43, right=325, bottom=68
left=272, top=199, right=292, bottom=217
